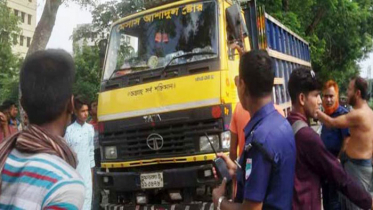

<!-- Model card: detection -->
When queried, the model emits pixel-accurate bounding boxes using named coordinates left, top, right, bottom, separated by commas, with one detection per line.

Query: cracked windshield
left=103, top=1, right=218, bottom=80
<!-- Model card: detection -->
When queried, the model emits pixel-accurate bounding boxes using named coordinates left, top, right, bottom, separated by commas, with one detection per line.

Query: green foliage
left=0, top=73, right=20, bottom=103
left=71, top=24, right=95, bottom=43
left=0, top=0, right=22, bottom=103
left=73, top=43, right=101, bottom=103
left=91, top=1, right=138, bottom=32
left=258, top=0, right=373, bottom=92
left=90, top=0, right=174, bottom=34
left=84, top=0, right=373, bottom=94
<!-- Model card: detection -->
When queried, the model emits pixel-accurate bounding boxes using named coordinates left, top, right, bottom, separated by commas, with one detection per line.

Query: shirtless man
left=317, top=76, right=373, bottom=209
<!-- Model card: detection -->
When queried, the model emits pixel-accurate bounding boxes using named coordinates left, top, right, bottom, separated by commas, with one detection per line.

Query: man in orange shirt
left=228, top=45, right=286, bottom=161
left=229, top=100, right=285, bottom=199
left=230, top=101, right=285, bottom=161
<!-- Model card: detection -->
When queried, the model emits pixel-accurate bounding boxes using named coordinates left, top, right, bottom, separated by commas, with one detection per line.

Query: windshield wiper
left=161, top=52, right=217, bottom=75
left=108, top=66, right=149, bottom=80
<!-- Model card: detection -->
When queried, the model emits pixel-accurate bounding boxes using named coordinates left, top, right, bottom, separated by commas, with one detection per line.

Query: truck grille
left=103, top=119, right=223, bottom=161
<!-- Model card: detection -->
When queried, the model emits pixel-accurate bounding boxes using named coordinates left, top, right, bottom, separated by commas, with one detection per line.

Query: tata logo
left=143, top=114, right=162, bottom=123
left=146, top=133, right=164, bottom=151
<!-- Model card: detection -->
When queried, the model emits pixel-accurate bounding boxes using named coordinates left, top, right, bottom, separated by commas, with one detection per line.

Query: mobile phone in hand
left=213, top=157, right=232, bottom=183
left=204, top=133, right=232, bottom=183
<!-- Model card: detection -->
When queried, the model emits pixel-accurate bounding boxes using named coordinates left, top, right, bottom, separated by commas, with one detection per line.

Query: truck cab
left=97, top=0, right=310, bottom=208
left=98, top=0, right=244, bottom=206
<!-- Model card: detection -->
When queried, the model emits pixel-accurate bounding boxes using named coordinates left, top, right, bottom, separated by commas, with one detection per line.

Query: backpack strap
left=292, top=120, right=308, bottom=135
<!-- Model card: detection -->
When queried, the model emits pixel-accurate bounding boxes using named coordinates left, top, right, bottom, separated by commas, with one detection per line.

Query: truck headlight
left=221, top=131, right=231, bottom=149
left=136, top=193, right=147, bottom=204
left=199, top=135, right=219, bottom=152
left=105, top=146, right=117, bottom=159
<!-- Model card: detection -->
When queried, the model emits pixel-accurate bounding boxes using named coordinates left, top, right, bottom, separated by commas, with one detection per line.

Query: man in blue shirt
left=320, top=80, right=350, bottom=210
left=321, top=80, right=350, bottom=158
left=212, top=50, right=296, bottom=210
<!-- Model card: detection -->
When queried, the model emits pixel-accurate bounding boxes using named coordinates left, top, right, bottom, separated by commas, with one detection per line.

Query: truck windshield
left=103, top=1, right=218, bottom=80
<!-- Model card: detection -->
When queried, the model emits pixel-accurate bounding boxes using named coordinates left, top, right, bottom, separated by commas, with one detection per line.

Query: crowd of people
left=0, top=50, right=100, bottom=209
left=213, top=50, right=373, bottom=210
left=0, top=48, right=372, bottom=210
left=0, top=98, right=99, bottom=209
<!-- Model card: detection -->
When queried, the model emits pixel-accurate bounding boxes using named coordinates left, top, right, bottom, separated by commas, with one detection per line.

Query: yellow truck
left=97, top=0, right=311, bottom=209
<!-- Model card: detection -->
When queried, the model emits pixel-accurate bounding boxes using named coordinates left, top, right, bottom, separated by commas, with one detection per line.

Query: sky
left=359, top=53, right=373, bottom=78
left=36, top=0, right=93, bottom=52
left=37, top=0, right=373, bottom=78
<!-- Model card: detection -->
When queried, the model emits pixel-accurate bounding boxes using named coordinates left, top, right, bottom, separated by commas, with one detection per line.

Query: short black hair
left=353, top=76, right=369, bottom=100
left=2, top=100, right=16, bottom=110
left=74, top=96, right=89, bottom=111
left=288, top=67, right=321, bottom=104
left=239, top=50, right=274, bottom=98
left=20, top=49, right=75, bottom=125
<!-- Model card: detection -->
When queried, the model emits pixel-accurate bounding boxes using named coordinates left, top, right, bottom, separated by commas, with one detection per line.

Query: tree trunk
left=305, top=8, right=326, bottom=36
left=20, top=0, right=62, bottom=128
left=26, top=0, right=62, bottom=57
left=282, top=0, right=289, bottom=12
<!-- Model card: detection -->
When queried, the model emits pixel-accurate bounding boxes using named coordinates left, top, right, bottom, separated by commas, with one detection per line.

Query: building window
left=29, top=0, right=32, bottom=2
left=13, top=34, right=17, bottom=45
left=14, top=9, right=18, bottom=16
left=21, top=12, right=25, bottom=23
left=28, top=14, right=31, bottom=25
left=27, top=37, right=31, bottom=47
left=20, top=35, right=24, bottom=46
left=1, top=32, right=9, bottom=43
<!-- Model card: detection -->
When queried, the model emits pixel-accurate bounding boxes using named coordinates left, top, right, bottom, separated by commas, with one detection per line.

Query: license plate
left=140, top=172, right=164, bottom=189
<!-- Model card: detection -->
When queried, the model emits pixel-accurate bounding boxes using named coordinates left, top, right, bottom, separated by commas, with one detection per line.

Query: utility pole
left=368, top=65, right=371, bottom=80
left=368, top=65, right=372, bottom=99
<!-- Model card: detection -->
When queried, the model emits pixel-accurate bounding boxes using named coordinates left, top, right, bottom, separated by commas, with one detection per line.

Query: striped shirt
left=0, top=149, right=85, bottom=210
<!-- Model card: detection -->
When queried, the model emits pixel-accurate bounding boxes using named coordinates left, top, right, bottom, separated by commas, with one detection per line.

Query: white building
left=7, top=0, right=37, bottom=57
left=73, top=23, right=109, bottom=52
left=73, top=23, right=138, bottom=54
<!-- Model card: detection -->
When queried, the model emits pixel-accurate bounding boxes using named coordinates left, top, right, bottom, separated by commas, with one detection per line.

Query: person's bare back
left=317, top=101, right=373, bottom=159
left=344, top=104, right=373, bottom=159
left=317, top=77, right=373, bottom=159
left=316, top=77, right=373, bottom=210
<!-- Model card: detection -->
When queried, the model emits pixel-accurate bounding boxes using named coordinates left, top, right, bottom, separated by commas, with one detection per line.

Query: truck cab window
left=103, top=1, right=218, bottom=80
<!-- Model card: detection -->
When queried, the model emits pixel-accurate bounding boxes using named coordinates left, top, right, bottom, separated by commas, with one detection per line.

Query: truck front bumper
left=102, top=203, right=214, bottom=210
left=97, top=163, right=216, bottom=192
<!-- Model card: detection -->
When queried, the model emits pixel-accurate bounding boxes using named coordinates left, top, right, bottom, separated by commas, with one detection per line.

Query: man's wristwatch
left=217, top=196, right=226, bottom=210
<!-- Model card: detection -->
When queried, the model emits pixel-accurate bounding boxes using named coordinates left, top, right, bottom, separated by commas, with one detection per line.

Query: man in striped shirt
left=0, top=49, right=85, bottom=210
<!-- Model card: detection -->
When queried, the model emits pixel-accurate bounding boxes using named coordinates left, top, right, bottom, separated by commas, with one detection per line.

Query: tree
left=20, top=0, right=95, bottom=122
left=0, top=0, right=22, bottom=102
left=258, top=0, right=373, bottom=90
left=86, top=0, right=373, bottom=92
left=310, top=0, right=372, bottom=89
left=90, top=0, right=142, bottom=35
left=73, top=43, right=101, bottom=103
left=27, top=0, right=96, bottom=57
left=90, top=0, right=174, bottom=36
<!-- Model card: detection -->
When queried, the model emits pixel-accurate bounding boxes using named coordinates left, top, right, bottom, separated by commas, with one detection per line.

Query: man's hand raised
left=0, top=112, right=8, bottom=127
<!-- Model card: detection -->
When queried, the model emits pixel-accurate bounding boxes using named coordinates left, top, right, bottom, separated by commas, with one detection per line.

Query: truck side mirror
left=98, top=39, right=108, bottom=69
left=98, top=39, right=108, bottom=58
left=226, top=4, right=248, bottom=43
